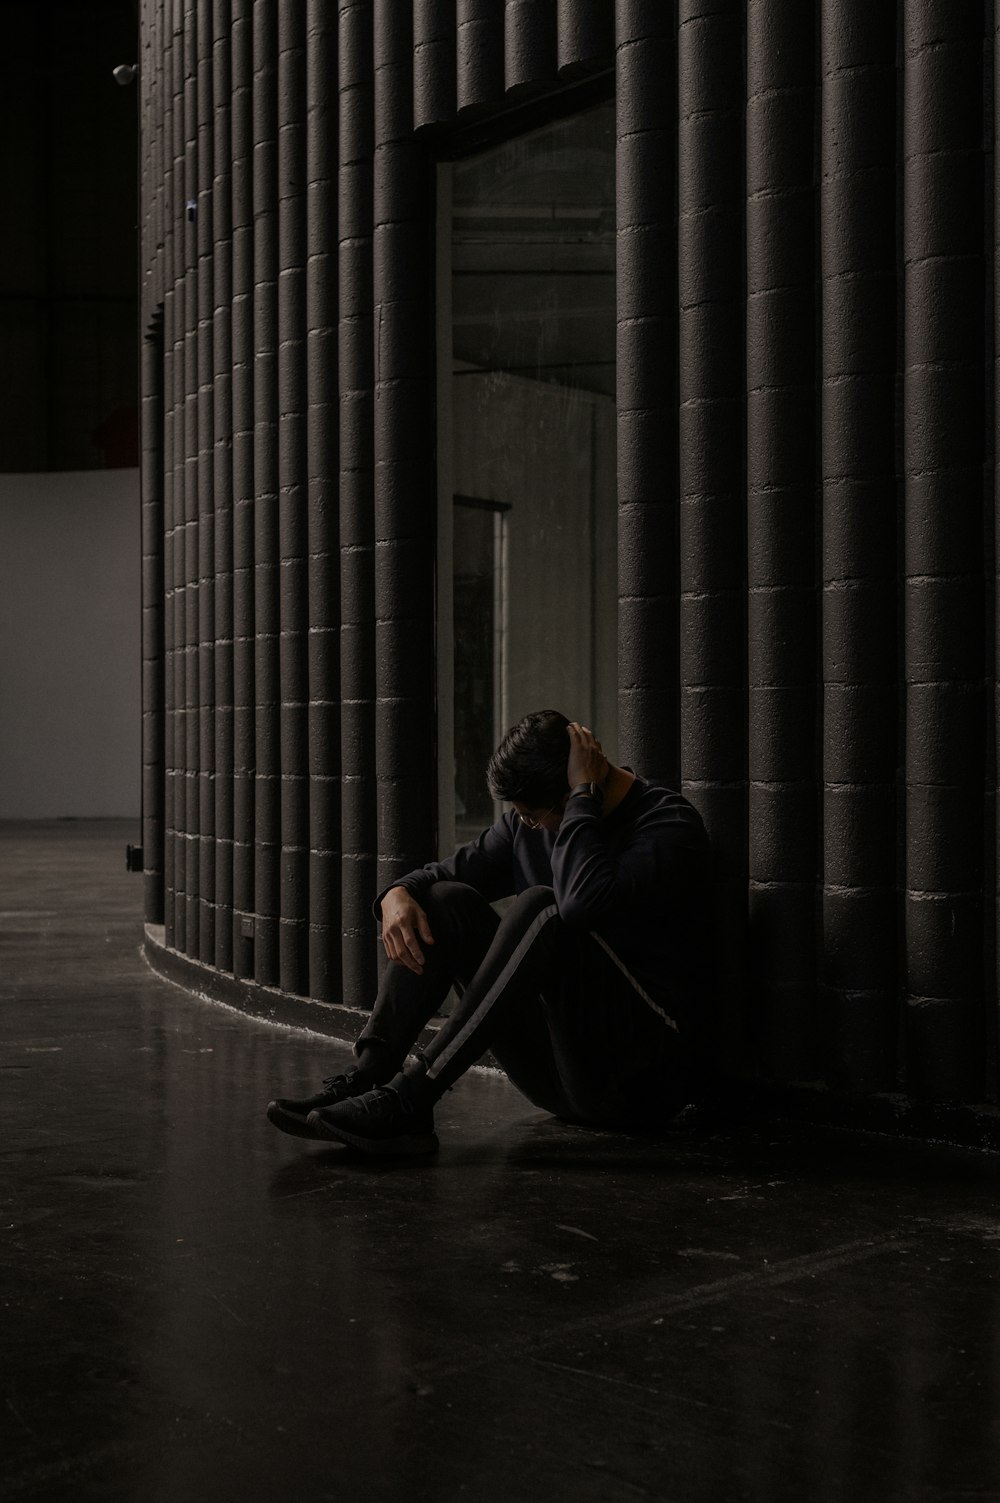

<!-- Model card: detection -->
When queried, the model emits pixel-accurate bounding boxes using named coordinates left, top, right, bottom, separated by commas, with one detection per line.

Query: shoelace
left=321, top=1071, right=360, bottom=1093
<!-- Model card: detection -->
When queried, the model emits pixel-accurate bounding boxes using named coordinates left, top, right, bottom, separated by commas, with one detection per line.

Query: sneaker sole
left=305, top=1109, right=439, bottom=1157
left=266, top=1101, right=324, bottom=1140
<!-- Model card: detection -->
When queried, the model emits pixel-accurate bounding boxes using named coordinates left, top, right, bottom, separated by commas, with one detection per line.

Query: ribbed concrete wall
left=819, top=1, right=897, bottom=1093
left=139, top=0, right=1000, bottom=1111
left=677, top=0, right=744, bottom=1073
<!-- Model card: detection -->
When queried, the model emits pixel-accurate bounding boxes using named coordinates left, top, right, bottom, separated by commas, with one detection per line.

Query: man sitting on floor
left=266, top=710, right=712, bottom=1157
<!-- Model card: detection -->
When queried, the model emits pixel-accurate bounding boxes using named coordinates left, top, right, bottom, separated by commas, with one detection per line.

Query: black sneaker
left=307, top=1084, right=439, bottom=1157
left=266, top=1068, right=372, bottom=1140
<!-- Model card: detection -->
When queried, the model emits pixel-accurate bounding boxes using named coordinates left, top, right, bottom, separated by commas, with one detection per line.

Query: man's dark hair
left=486, top=710, right=571, bottom=808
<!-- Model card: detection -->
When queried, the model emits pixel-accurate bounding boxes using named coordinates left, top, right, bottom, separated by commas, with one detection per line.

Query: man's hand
left=380, top=886, right=434, bottom=974
left=566, top=722, right=610, bottom=789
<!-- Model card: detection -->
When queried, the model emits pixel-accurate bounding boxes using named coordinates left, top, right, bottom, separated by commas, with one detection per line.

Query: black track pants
left=357, top=882, right=695, bottom=1127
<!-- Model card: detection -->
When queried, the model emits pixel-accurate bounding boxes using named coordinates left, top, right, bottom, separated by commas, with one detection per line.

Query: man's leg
left=267, top=882, right=499, bottom=1139
left=353, top=881, right=501, bottom=1078
left=308, top=884, right=698, bottom=1151
left=496, top=947, right=697, bottom=1128
left=416, top=886, right=568, bottom=1099
left=307, top=887, right=577, bottom=1150
left=415, top=890, right=694, bottom=1126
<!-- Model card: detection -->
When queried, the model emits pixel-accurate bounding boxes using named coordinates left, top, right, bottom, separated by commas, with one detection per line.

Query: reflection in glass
left=451, top=102, right=616, bottom=840
left=453, top=496, right=508, bottom=837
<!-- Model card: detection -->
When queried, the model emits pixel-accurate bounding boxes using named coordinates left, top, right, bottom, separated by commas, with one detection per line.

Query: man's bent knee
left=421, top=881, right=492, bottom=917
left=420, top=883, right=500, bottom=948
left=421, top=883, right=558, bottom=947
left=505, top=885, right=558, bottom=921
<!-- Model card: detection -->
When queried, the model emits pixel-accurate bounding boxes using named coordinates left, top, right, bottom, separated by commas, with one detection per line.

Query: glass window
left=449, top=102, right=616, bottom=842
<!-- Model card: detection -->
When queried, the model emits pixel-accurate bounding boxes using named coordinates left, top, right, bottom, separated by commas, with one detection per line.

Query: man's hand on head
left=566, top=722, right=610, bottom=789
left=381, top=886, right=435, bottom=974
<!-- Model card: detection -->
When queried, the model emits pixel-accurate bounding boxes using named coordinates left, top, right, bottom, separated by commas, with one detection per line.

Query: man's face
left=512, top=796, right=567, bottom=834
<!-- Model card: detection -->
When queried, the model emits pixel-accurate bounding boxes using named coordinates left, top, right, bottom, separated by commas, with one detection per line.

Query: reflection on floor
left=4, top=821, right=1000, bottom=1502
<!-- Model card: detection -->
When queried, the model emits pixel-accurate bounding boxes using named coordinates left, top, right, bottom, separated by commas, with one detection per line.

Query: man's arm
left=380, top=885, right=436, bottom=974
left=552, top=724, right=707, bottom=926
left=373, top=817, right=517, bottom=973
left=551, top=795, right=705, bottom=927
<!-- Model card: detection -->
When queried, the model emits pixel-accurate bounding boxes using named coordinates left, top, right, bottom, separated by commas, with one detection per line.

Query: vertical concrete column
left=504, top=0, right=556, bottom=93
left=253, top=0, right=281, bottom=986
left=746, top=0, right=817, bottom=1079
left=306, top=0, right=341, bottom=1002
left=150, top=0, right=165, bottom=304
left=677, top=0, right=745, bottom=1068
left=163, top=0, right=179, bottom=341
left=167, top=0, right=183, bottom=299
left=372, top=0, right=437, bottom=891
left=170, top=284, right=186, bottom=955
left=616, top=2, right=679, bottom=784
left=213, top=0, right=235, bottom=974
left=994, top=11, right=1000, bottom=1101
left=196, top=0, right=216, bottom=965
left=557, top=0, right=613, bottom=79
left=413, top=0, right=456, bottom=131
left=277, top=2, right=309, bottom=996
left=163, top=336, right=177, bottom=951
left=139, top=0, right=159, bottom=899
left=231, top=0, right=256, bottom=978
left=339, top=0, right=378, bottom=1005
left=141, top=321, right=165, bottom=927
left=903, top=1, right=985, bottom=1098
left=820, top=0, right=897, bottom=1091
left=183, top=0, right=200, bottom=952
left=161, top=2, right=179, bottom=946
left=139, top=1, right=152, bottom=313
left=456, top=0, right=504, bottom=114
left=170, top=0, right=188, bottom=951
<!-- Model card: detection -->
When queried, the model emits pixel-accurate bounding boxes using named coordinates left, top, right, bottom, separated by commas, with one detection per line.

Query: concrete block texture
left=137, top=0, right=1000, bottom=1112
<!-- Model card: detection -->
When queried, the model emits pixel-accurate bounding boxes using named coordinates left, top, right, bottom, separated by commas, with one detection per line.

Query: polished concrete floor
left=4, top=821, right=1000, bottom=1503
